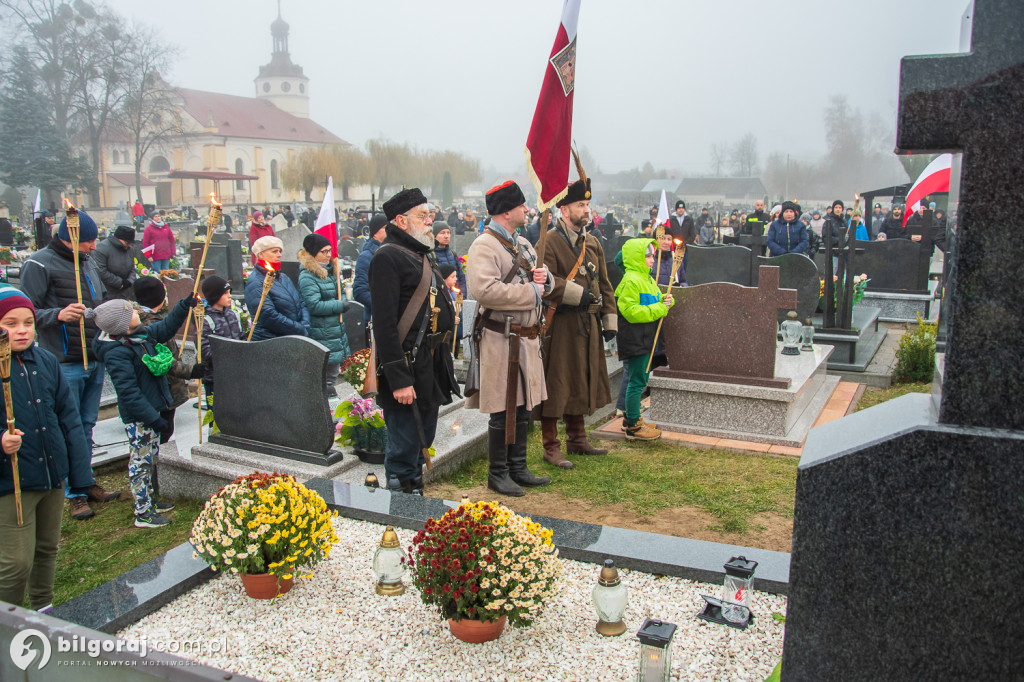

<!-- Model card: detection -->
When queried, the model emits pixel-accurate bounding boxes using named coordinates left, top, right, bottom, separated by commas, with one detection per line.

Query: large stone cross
left=896, top=0, right=1024, bottom=430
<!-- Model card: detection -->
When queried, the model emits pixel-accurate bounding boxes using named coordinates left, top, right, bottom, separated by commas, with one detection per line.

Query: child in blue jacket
left=91, top=294, right=197, bottom=528
left=0, top=285, right=93, bottom=612
left=614, top=239, right=675, bottom=440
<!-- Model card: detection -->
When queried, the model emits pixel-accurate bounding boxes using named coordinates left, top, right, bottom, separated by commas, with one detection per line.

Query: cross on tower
left=896, top=0, right=1024, bottom=430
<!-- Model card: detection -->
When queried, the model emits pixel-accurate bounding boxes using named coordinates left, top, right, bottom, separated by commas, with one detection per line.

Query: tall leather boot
left=565, top=414, right=608, bottom=455
left=508, top=420, right=550, bottom=487
left=541, top=417, right=573, bottom=469
left=487, top=426, right=525, bottom=497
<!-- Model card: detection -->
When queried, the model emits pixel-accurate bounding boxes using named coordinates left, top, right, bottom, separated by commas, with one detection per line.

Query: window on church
left=194, top=179, right=200, bottom=197
left=112, top=150, right=119, bottom=164
left=281, top=81, right=291, bottom=93
left=271, top=159, right=279, bottom=190
left=148, top=156, right=170, bottom=174
left=262, top=82, right=270, bottom=93
left=235, top=159, right=244, bottom=190
left=299, top=83, right=305, bottom=94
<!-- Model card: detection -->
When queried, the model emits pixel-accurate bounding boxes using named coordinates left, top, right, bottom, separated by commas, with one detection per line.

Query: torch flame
left=63, top=198, right=75, bottom=211
left=209, top=192, right=221, bottom=208
left=452, top=287, right=460, bottom=294
left=673, top=239, right=682, bottom=246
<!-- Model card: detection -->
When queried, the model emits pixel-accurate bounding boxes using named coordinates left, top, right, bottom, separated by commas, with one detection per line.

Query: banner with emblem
left=524, top=0, right=582, bottom=210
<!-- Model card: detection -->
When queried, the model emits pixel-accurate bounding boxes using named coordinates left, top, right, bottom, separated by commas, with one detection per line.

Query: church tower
left=253, top=3, right=310, bottom=118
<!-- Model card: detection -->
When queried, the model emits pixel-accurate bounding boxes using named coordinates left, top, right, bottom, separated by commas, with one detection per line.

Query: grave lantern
left=781, top=311, right=802, bottom=355
left=721, top=555, right=758, bottom=624
left=364, top=472, right=379, bottom=489
left=592, top=559, right=628, bottom=636
left=372, top=526, right=408, bottom=596
left=636, top=618, right=676, bottom=682
left=801, top=316, right=814, bottom=351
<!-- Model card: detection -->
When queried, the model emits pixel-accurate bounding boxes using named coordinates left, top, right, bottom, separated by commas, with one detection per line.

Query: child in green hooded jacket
left=613, top=238, right=675, bottom=440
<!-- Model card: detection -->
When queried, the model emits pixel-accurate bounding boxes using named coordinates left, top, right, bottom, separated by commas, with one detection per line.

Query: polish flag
left=33, top=189, right=40, bottom=216
left=656, top=190, right=670, bottom=229
left=314, top=176, right=338, bottom=257
left=524, top=0, right=582, bottom=210
left=904, top=154, right=952, bottom=226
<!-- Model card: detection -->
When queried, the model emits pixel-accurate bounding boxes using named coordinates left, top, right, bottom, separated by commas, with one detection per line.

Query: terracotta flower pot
left=447, top=615, right=507, bottom=643
left=240, top=572, right=294, bottom=599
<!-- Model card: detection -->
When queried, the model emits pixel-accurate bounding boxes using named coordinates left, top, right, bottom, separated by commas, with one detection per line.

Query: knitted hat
left=133, top=276, right=166, bottom=309
left=0, top=285, right=35, bottom=321
left=114, top=225, right=136, bottom=242
left=438, top=264, right=456, bottom=280
left=675, top=200, right=686, bottom=210
left=92, top=299, right=135, bottom=336
left=252, top=211, right=264, bottom=221
left=781, top=201, right=802, bottom=218
left=382, top=188, right=428, bottom=221
left=302, top=233, right=331, bottom=255
left=485, top=180, right=526, bottom=215
left=57, top=210, right=99, bottom=242
left=251, top=235, right=284, bottom=257
left=832, top=199, right=845, bottom=211
left=432, top=221, right=451, bottom=237
left=368, top=213, right=388, bottom=235
left=201, top=275, right=231, bottom=302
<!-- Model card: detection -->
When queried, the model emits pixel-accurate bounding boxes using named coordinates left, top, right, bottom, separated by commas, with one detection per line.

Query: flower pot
left=240, top=572, right=293, bottom=599
left=448, top=615, right=507, bottom=643
left=354, top=448, right=386, bottom=464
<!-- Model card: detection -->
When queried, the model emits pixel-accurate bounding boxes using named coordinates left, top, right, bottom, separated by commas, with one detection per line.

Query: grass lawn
left=51, top=462, right=204, bottom=607
left=439, top=426, right=799, bottom=536
left=856, top=381, right=932, bottom=411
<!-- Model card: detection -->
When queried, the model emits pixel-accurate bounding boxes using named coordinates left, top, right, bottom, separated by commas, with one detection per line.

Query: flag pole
left=645, top=240, right=684, bottom=374
left=0, top=330, right=23, bottom=525
left=179, top=194, right=221, bottom=357
left=63, top=201, right=88, bottom=370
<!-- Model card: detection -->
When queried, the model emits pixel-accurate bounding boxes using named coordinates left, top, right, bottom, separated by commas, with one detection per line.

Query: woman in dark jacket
left=766, top=201, right=809, bottom=255
left=297, top=233, right=351, bottom=396
left=244, top=236, right=309, bottom=341
left=0, top=286, right=94, bottom=611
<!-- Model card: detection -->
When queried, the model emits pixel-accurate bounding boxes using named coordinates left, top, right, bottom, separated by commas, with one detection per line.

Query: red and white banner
left=656, top=190, right=670, bottom=229
left=904, top=154, right=951, bottom=225
left=314, top=176, right=338, bottom=257
left=524, top=0, right=582, bottom=210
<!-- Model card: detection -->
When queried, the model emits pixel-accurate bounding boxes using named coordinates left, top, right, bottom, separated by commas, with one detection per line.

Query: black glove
left=149, top=417, right=170, bottom=434
left=190, top=363, right=206, bottom=379
left=184, top=293, right=201, bottom=308
left=603, top=330, right=617, bottom=343
left=578, top=289, right=595, bottom=309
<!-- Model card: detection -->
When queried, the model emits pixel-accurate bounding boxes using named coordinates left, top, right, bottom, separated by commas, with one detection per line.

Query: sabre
left=179, top=194, right=221, bottom=357
left=246, top=267, right=276, bottom=341
left=0, top=330, right=22, bottom=525
left=63, top=200, right=88, bottom=370
left=645, top=239, right=684, bottom=374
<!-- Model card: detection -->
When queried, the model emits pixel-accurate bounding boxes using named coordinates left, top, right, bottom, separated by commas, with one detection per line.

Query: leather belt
left=556, top=302, right=602, bottom=315
left=481, top=318, right=541, bottom=340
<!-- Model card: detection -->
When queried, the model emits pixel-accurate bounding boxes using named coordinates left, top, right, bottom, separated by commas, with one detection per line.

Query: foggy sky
left=104, top=0, right=969, bottom=176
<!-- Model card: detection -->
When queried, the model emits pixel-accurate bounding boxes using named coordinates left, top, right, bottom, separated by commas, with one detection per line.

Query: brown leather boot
left=565, top=414, right=608, bottom=455
left=541, top=417, right=573, bottom=469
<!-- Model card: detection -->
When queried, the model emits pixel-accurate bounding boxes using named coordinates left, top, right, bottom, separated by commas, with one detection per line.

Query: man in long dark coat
left=537, top=178, right=617, bottom=469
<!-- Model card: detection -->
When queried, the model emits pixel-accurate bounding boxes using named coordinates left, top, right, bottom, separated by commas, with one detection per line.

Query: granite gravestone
left=344, top=301, right=367, bottom=352
left=0, top=219, right=12, bottom=247
left=276, top=223, right=311, bottom=287
left=782, top=3, right=1024, bottom=679
left=339, top=238, right=360, bottom=261
left=653, top=265, right=797, bottom=388
left=854, top=238, right=931, bottom=292
left=210, top=233, right=244, bottom=290
left=208, top=336, right=341, bottom=464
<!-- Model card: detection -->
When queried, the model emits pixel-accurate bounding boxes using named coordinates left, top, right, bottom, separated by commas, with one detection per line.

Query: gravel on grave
left=119, top=515, right=787, bottom=681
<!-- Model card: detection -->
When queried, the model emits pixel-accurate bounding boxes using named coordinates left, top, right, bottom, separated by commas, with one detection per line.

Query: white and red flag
left=524, top=0, right=582, bottom=210
left=314, top=176, right=338, bottom=257
left=656, top=190, right=670, bottom=230
left=904, top=154, right=952, bottom=225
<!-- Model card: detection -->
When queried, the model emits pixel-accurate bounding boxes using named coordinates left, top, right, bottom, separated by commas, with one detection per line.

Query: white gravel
left=119, top=515, right=786, bottom=681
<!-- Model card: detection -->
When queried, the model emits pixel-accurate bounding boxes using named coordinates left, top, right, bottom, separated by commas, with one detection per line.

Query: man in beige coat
left=466, top=181, right=552, bottom=497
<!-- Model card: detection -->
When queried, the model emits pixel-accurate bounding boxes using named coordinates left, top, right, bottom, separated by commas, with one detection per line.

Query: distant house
left=639, top=177, right=768, bottom=207
left=91, top=9, right=347, bottom=210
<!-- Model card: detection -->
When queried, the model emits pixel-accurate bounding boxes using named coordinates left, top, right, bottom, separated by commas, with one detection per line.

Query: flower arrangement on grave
left=340, top=348, right=372, bottom=392
left=190, top=472, right=339, bottom=587
left=409, top=501, right=562, bottom=635
left=0, top=247, right=12, bottom=264
left=334, top=396, right=387, bottom=454
left=158, top=269, right=180, bottom=280
left=134, top=258, right=152, bottom=278
left=818, top=273, right=870, bottom=311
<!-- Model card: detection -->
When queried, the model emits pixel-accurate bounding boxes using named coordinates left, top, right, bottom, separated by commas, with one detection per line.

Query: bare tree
left=709, top=141, right=729, bottom=176
left=330, top=145, right=372, bottom=201
left=281, top=147, right=330, bottom=202
left=730, top=133, right=759, bottom=177
left=366, top=138, right=415, bottom=200
left=115, top=27, right=183, bottom=203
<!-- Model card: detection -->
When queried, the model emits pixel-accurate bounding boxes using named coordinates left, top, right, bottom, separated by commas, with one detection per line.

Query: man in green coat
left=298, top=233, right=351, bottom=397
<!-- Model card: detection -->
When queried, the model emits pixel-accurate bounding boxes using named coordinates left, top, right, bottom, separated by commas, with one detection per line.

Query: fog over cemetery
left=0, top=0, right=1018, bottom=681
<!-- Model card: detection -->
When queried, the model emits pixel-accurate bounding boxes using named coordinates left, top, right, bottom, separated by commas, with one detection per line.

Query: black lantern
left=636, top=618, right=676, bottom=682
left=721, top=555, right=758, bottom=624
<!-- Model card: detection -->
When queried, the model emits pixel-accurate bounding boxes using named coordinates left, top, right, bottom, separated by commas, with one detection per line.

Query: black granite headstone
left=783, top=3, right=1024, bottom=679
left=208, top=336, right=341, bottom=464
left=0, top=219, right=15, bottom=247
left=852, top=238, right=930, bottom=293
left=755, top=253, right=819, bottom=323
left=685, top=244, right=750, bottom=286
left=344, top=301, right=367, bottom=352
left=339, top=238, right=360, bottom=261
